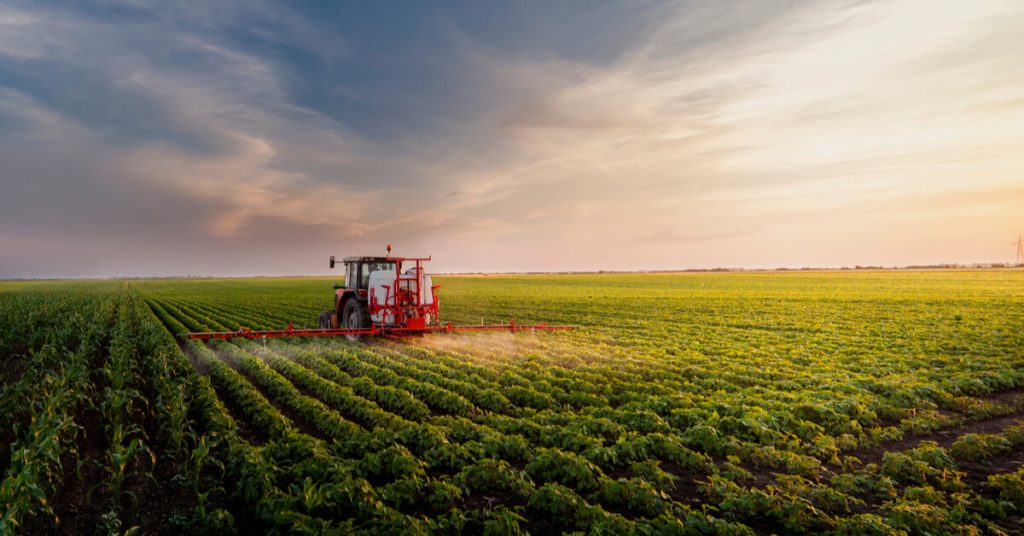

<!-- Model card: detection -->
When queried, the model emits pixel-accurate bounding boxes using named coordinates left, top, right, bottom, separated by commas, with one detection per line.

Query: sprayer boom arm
left=187, top=321, right=574, bottom=341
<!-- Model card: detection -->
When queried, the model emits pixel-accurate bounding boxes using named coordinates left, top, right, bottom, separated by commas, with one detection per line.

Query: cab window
left=341, top=263, right=352, bottom=289
left=360, top=261, right=395, bottom=288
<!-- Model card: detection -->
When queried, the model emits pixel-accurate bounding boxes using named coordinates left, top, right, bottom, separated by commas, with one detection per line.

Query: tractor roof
left=342, top=256, right=393, bottom=263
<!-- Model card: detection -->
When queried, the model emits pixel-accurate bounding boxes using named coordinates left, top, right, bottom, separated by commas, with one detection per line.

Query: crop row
left=7, top=270, right=1022, bottom=534
left=0, top=288, right=240, bottom=533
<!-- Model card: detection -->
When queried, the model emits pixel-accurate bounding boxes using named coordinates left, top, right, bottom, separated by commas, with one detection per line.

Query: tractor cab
left=337, top=256, right=395, bottom=291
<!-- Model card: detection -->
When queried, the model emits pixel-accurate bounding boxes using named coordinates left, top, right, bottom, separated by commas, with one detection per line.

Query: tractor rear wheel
left=318, top=310, right=333, bottom=330
left=342, top=300, right=370, bottom=341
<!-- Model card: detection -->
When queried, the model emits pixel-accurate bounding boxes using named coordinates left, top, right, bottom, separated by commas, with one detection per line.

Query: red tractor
left=319, top=252, right=438, bottom=340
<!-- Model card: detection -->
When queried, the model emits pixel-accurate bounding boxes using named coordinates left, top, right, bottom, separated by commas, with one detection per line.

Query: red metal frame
left=368, top=256, right=440, bottom=329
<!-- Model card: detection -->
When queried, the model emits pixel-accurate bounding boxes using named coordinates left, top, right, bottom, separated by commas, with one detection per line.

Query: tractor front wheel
left=318, top=310, right=334, bottom=330
left=342, top=300, right=370, bottom=341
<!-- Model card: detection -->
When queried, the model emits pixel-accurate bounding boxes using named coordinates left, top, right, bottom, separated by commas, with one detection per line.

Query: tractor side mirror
left=329, top=255, right=335, bottom=269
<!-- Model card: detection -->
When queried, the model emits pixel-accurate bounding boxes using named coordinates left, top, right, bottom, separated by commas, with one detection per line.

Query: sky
left=1, top=0, right=1022, bottom=277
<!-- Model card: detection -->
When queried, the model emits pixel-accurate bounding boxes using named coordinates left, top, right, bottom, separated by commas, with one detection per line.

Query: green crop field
left=2, top=270, right=1024, bottom=534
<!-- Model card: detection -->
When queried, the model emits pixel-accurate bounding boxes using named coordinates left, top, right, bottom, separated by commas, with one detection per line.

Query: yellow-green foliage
left=1, top=270, right=1023, bottom=533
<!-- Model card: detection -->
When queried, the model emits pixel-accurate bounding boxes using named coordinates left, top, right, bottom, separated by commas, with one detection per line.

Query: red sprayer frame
left=368, top=256, right=438, bottom=331
left=187, top=321, right=574, bottom=340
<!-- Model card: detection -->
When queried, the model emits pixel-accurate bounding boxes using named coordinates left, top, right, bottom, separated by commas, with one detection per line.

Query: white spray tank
left=368, top=268, right=397, bottom=325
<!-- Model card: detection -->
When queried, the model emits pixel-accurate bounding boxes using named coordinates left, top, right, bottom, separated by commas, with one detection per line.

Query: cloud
left=1, top=0, right=1023, bottom=276
left=1, top=2, right=379, bottom=232
left=462, top=1, right=1024, bottom=215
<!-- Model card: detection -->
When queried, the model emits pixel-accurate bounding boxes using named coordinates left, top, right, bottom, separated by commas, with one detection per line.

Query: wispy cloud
left=1, top=0, right=1022, bottom=276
